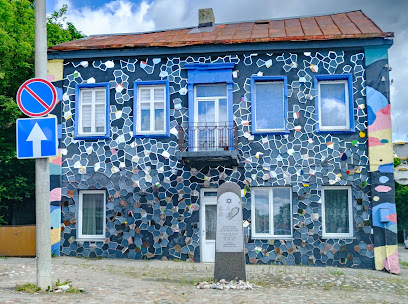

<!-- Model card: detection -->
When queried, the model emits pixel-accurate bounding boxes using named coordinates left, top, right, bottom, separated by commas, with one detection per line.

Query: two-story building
left=47, top=9, right=399, bottom=273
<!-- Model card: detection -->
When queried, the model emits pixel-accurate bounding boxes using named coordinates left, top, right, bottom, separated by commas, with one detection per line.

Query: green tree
left=47, top=4, right=84, bottom=47
left=0, top=0, right=83, bottom=224
left=395, top=182, right=408, bottom=233
left=394, top=158, right=408, bottom=236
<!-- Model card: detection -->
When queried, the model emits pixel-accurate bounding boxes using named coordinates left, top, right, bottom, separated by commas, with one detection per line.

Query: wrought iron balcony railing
left=178, top=122, right=238, bottom=152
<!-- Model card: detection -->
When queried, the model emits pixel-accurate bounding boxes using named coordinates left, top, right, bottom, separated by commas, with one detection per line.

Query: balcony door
left=194, top=84, right=228, bottom=150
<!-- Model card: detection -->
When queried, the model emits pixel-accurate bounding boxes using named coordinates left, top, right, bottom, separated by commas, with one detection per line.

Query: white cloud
left=321, top=98, right=347, bottom=127
left=54, top=0, right=155, bottom=35
left=146, top=0, right=190, bottom=30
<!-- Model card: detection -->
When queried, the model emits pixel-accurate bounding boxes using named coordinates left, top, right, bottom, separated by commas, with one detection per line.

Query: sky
left=47, top=0, right=408, bottom=142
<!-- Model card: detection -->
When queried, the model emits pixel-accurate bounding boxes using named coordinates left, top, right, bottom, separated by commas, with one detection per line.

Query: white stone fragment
left=105, top=60, right=114, bottom=68
left=80, top=61, right=89, bottom=68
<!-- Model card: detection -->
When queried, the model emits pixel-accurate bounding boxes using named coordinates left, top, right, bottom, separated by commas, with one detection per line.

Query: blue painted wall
left=57, top=50, right=375, bottom=268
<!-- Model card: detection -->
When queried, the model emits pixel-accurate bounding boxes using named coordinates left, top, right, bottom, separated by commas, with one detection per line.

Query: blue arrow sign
left=16, top=117, right=58, bottom=159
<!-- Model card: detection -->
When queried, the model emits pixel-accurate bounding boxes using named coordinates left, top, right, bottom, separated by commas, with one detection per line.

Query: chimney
left=198, top=8, right=215, bottom=27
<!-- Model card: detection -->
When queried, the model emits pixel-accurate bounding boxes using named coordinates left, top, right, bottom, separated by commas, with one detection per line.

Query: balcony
left=176, top=122, right=240, bottom=167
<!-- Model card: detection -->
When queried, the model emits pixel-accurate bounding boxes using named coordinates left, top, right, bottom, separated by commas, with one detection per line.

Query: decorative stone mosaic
left=58, top=50, right=375, bottom=268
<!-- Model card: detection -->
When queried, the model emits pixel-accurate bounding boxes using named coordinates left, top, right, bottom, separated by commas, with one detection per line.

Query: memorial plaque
left=214, top=182, right=246, bottom=281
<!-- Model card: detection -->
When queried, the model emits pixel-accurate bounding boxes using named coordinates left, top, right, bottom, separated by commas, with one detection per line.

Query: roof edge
left=48, top=37, right=393, bottom=61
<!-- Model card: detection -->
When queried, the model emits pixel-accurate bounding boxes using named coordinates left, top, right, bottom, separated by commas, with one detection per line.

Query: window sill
left=322, top=236, right=355, bottom=240
left=251, top=236, right=294, bottom=240
left=76, top=237, right=105, bottom=243
left=252, top=130, right=290, bottom=135
left=316, top=129, right=355, bottom=135
left=134, top=132, right=170, bottom=138
left=74, top=134, right=109, bottom=140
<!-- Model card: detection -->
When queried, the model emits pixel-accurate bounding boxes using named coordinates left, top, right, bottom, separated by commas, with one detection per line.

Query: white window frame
left=77, top=190, right=106, bottom=241
left=321, top=186, right=353, bottom=239
left=318, top=79, right=350, bottom=131
left=251, top=187, right=293, bottom=239
left=253, top=81, right=286, bottom=133
left=193, top=84, right=228, bottom=149
left=77, top=87, right=107, bottom=137
left=136, top=84, right=166, bottom=135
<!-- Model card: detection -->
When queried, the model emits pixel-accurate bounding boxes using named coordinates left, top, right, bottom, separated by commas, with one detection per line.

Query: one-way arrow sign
left=16, top=117, right=58, bottom=159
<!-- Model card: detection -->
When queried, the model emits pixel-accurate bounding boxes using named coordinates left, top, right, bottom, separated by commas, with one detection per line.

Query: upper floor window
left=134, top=80, right=169, bottom=137
left=185, top=63, right=235, bottom=151
left=251, top=76, right=288, bottom=134
left=251, top=187, right=292, bottom=239
left=321, top=186, right=353, bottom=238
left=78, top=190, right=106, bottom=240
left=194, top=84, right=229, bottom=150
left=315, top=74, right=354, bottom=133
left=75, top=83, right=110, bottom=139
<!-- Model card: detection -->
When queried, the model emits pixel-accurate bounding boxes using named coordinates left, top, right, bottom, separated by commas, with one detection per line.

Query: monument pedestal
left=214, top=252, right=246, bottom=282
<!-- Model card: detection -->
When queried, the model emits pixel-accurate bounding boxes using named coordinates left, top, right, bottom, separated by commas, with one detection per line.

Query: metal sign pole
left=34, top=0, right=52, bottom=290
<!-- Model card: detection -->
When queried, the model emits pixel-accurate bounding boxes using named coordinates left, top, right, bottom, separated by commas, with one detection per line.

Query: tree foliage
left=47, top=4, right=84, bottom=47
left=0, top=0, right=83, bottom=222
left=395, top=182, right=408, bottom=232
left=394, top=158, right=408, bottom=233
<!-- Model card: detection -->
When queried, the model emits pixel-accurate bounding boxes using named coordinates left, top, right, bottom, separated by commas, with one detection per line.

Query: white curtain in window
left=324, top=189, right=349, bottom=234
left=82, top=193, right=104, bottom=236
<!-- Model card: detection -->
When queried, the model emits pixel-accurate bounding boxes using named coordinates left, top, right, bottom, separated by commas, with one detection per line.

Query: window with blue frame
left=315, top=74, right=354, bottom=132
left=134, top=80, right=170, bottom=137
left=185, top=63, right=235, bottom=151
left=251, top=76, right=288, bottom=134
left=75, top=83, right=110, bottom=139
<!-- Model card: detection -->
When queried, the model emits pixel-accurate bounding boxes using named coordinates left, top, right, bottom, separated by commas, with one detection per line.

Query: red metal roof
left=49, top=10, right=393, bottom=51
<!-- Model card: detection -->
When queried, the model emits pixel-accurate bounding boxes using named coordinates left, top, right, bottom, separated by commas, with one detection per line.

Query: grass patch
left=0, top=256, right=8, bottom=259
left=15, top=283, right=41, bottom=293
left=15, top=280, right=85, bottom=294
left=328, top=269, right=345, bottom=276
left=400, top=261, right=408, bottom=267
left=54, top=279, right=85, bottom=293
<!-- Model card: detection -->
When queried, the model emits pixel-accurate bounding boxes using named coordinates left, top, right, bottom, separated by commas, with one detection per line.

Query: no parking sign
left=16, top=78, right=58, bottom=117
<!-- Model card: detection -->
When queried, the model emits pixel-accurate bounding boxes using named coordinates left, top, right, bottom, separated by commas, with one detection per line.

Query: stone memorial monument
left=214, top=182, right=246, bottom=281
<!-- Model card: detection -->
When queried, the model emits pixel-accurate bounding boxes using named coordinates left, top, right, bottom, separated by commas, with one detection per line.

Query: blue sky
left=46, top=0, right=408, bottom=141
left=47, top=0, right=124, bottom=12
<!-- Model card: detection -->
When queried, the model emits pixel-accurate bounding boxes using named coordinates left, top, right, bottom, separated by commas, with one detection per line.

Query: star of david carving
left=226, top=198, right=232, bottom=204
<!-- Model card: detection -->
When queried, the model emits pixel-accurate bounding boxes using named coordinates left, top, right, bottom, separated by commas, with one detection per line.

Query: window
left=251, top=76, right=288, bottom=134
left=185, top=63, right=235, bottom=151
left=315, top=74, right=354, bottom=132
left=194, top=84, right=229, bottom=150
left=251, top=187, right=292, bottom=238
left=78, top=190, right=106, bottom=240
left=134, top=80, right=169, bottom=137
left=75, top=83, right=110, bottom=139
left=321, top=187, right=353, bottom=238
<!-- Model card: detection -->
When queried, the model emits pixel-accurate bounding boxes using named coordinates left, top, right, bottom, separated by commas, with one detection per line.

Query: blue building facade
left=48, top=12, right=398, bottom=271
left=54, top=49, right=373, bottom=267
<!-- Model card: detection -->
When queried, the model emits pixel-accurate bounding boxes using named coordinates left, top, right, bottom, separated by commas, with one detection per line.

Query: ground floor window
left=321, top=186, right=353, bottom=238
left=78, top=190, right=106, bottom=240
left=251, top=187, right=292, bottom=238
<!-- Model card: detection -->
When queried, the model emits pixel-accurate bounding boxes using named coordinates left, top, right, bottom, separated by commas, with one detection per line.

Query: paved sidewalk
left=1, top=246, right=408, bottom=304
